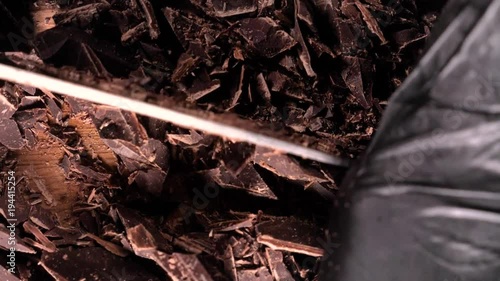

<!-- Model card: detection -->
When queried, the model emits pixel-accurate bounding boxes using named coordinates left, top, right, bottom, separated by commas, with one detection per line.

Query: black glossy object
left=321, top=0, right=500, bottom=280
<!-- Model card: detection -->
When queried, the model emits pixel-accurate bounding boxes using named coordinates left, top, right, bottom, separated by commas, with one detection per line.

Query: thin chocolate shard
left=80, top=43, right=111, bottom=78
left=102, top=138, right=149, bottom=164
left=0, top=225, right=36, bottom=254
left=166, top=130, right=204, bottom=146
left=173, top=235, right=207, bottom=255
left=341, top=56, right=371, bottom=109
left=292, top=0, right=316, bottom=77
left=172, top=53, right=200, bottom=82
left=297, top=0, right=316, bottom=32
left=186, top=78, right=221, bottom=102
left=217, top=215, right=256, bottom=232
left=222, top=245, right=237, bottom=281
left=23, top=221, right=57, bottom=253
left=52, top=3, right=111, bottom=28
left=19, top=96, right=43, bottom=108
left=253, top=147, right=327, bottom=183
left=228, top=65, right=246, bottom=109
left=238, top=17, right=297, bottom=58
left=209, top=0, right=258, bottom=17
left=354, top=0, right=387, bottom=44
left=255, top=73, right=272, bottom=103
left=256, top=217, right=324, bottom=257
left=392, top=28, right=427, bottom=50
left=41, top=247, right=162, bottom=281
left=238, top=267, right=273, bottom=281
left=137, top=0, right=160, bottom=39
left=115, top=206, right=173, bottom=253
left=29, top=204, right=56, bottom=230
left=125, top=224, right=157, bottom=256
left=44, top=226, right=83, bottom=246
left=83, top=233, right=130, bottom=257
left=265, top=248, right=294, bottom=281
left=121, top=22, right=148, bottom=44
left=204, top=164, right=278, bottom=199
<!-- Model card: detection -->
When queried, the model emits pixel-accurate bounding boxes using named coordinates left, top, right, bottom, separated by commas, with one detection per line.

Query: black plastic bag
left=321, top=0, right=500, bottom=280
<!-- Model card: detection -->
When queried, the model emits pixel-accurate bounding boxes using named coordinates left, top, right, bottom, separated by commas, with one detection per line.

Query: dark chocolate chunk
left=265, top=248, right=295, bottom=281
left=238, top=17, right=297, bottom=58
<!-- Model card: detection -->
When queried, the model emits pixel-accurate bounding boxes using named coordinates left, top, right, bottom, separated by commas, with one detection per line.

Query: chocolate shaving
left=256, top=217, right=324, bottom=257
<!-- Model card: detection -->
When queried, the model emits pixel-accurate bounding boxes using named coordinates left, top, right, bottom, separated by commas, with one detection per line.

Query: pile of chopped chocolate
left=0, top=0, right=445, bottom=280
